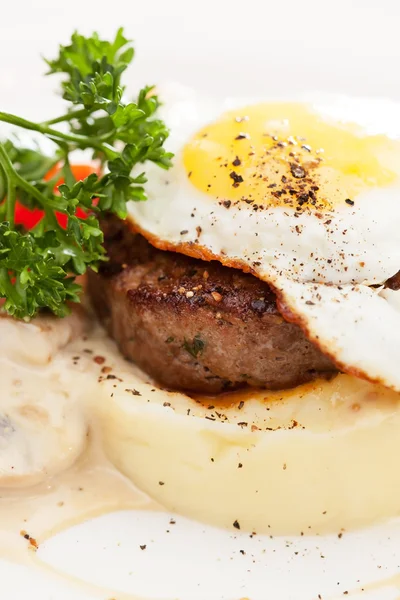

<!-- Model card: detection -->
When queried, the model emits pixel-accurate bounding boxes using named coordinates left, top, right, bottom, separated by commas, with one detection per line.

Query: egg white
left=127, top=85, right=400, bottom=391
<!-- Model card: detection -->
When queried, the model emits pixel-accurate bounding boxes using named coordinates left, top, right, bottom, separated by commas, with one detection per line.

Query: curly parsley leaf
left=0, top=28, right=173, bottom=320
left=0, top=223, right=80, bottom=319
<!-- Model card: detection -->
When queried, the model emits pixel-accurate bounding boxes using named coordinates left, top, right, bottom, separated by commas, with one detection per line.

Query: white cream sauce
left=0, top=311, right=162, bottom=598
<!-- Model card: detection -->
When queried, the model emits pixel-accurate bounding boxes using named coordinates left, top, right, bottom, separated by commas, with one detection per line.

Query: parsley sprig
left=0, top=28, right=172, bottom=319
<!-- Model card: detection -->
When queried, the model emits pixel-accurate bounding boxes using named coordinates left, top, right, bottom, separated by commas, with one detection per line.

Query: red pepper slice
left=15, top=164, right=100, bottom=229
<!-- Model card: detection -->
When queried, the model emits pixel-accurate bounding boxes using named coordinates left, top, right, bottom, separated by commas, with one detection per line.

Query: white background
left=1, top=0, right=400, bottom=120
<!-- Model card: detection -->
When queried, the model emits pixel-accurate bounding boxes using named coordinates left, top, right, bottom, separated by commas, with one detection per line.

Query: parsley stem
left=15, top=174, right=49, bottom=208
left=62, top=156, right=76, bottom=187
left=0, top=112, right=43, bottom=135
left=0, top=142, right=17, bottom=225
left=0, top=142, right=50, bottom=217
left=0, top=112, right=117, bottom=155
left=0, top=165, right=5, bottom=202
left=6, top=183, right=16, bottom=225
left=42, top=108, right=89, bottom=126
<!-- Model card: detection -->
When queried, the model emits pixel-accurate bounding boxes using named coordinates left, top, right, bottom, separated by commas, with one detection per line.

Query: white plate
left=1, top=1, right=400, bottom=597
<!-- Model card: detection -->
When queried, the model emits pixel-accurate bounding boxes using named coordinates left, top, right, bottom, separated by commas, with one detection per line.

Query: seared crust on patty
left=88, top=217, right=336, bottom=393
left=386, top=271, right=400, bottom=290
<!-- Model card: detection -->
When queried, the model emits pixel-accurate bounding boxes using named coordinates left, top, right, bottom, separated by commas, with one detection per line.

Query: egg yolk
left=183, top=103, right=400, bottom=210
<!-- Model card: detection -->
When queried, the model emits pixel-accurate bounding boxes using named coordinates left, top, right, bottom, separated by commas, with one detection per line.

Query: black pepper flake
left=140, top=544, right=147, bottom=550
left=20, top=530, right=38, bottom=550
left=238, top=400, right=244, bottom=410
left=235, top=133, right=249, bottom=140
left=233, top=520, right=241, bottom=530
left=232, top=156, right=241, bottom=167
left=159, top=481, right=165, bottom=486
left=290, top=163, right=306, bottom=178
left=223, top=200, right=232, bottom=209
left=345, top=198, right=354, bottom=206
left=125, top=388, right=141, bottom=396
left=180, top=230, right=188, bottom=235
left=229, top=171, right=244, bottom=187
left=297, top=193, right=310, bottom=205
left=238, top=463, right=243, bottom=468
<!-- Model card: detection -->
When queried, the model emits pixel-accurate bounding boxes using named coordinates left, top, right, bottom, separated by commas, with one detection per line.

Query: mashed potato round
left=85, top=327, right=400, bottom=535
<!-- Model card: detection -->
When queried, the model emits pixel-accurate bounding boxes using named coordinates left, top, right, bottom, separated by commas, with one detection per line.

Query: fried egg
left=127, top=86, right=400, bottom=391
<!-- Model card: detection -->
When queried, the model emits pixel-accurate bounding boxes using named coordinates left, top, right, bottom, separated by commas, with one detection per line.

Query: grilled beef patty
left=87, top=217, right=336, bottom=393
